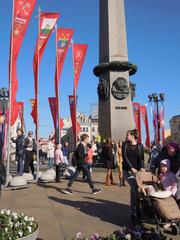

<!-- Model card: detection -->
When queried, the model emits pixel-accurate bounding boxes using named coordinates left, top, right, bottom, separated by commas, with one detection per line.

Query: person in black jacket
left=104, top=139, right=116, bottom=186
left=122, top=129, right=144, bottom=222
left=64, top=134, right=102, bottom=195
left=11, top=129, right=26, bottom=176
left=24, top=131, right=36, bottom=175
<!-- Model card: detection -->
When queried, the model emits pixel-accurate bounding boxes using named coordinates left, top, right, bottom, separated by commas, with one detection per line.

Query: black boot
left=122, top=177, right=126, bottom=186
left=119, top=178, right=122, bottom=187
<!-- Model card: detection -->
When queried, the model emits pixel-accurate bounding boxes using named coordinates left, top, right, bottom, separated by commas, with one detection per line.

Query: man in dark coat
left=11, top=129, right=26, bottom=176
left=64, top=134, right=102, bottom=195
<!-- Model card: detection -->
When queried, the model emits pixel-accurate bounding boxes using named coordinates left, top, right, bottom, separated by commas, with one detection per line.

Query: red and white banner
left=10, top=0, right=36, bottom=125
left=140, top=105, right=150, bottom=147
left=159, top=105, right=165, bottom=146
left=133, top=102, right=141, bottom=143
left=73, top=43, right=88, bottom=94
left=32, top=12, right=60, bottom=125
left=55, top=28, right=74, bottom=98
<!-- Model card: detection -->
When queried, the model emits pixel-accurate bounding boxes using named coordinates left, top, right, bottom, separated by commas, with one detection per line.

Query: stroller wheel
left=171, top=223, right=179, bottom=235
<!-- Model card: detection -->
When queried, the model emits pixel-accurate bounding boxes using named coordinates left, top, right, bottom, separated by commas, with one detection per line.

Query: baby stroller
left=136, top=171, right=180, bottom=235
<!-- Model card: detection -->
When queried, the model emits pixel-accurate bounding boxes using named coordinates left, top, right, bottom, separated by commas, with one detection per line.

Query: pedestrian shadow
left=37, top=182, right=65, bottom=194
left=48, top=196, right=131, bottom=227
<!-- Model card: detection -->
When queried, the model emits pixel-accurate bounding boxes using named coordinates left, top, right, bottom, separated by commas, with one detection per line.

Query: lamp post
left=148, top=93, right=165, bottom=144
left=0, top=88, right=9, bottom=161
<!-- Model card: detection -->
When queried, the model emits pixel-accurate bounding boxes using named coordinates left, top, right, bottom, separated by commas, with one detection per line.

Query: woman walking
left=105, top=139, right=116, bottom=186
left=122, top=129, right=144, bottom=222
left=54, top=144, right=64, bottom=183
left=117, top=141, right=125, bottom=187
left=47, top=138, right=55, bottom=168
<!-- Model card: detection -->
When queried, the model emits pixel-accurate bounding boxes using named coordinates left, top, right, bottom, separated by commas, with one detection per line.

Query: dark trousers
left=24, top=151, right=34, bottom=174
left=68, top=164, right=94, bottom=189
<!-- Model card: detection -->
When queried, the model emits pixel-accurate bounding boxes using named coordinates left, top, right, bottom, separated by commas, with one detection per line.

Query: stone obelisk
left=94, top=0, right=136, bottom=142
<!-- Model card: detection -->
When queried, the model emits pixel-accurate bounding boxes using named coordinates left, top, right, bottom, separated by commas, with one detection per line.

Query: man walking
left=64, top=134, right=102, bottom=195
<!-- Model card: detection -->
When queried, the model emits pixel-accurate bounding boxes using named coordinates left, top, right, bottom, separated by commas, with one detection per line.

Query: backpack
left=71, top=151, right=78, bottom=167
left=0, top=161, right=6, bottom=185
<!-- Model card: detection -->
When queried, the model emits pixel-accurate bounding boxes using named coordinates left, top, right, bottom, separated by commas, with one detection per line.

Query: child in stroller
left=136, top=170, right=180, bottom=235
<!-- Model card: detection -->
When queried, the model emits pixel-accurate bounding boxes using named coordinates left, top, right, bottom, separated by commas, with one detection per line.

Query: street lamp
left=0, top=88, right=9, bottom=161
left=148, top=93, right=165, bottom=144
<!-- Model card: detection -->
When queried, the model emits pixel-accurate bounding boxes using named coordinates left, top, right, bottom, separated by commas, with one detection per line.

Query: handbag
left=0, top=161, right=6, bottom=185
left=59, top=163, right=67, bottom=172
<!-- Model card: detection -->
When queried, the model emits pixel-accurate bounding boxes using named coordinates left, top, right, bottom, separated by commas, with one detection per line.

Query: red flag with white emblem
left=10, top=0, right=36, bottom=125
left=73, top=44, right=88, bottom=94
left=55, top=28, right=74, bottom=98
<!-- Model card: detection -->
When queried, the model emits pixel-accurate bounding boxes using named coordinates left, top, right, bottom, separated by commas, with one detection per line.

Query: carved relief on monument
left=111, top=77, right=129, bottom=100
left=97, top=78, right=110, bottom=100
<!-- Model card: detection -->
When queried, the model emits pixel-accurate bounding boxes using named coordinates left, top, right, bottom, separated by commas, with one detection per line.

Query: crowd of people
left=6, top=128, right=180, bottom=223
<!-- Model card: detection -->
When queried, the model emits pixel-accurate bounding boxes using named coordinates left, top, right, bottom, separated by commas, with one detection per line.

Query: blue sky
left=0, top=0, right=180, bottom=139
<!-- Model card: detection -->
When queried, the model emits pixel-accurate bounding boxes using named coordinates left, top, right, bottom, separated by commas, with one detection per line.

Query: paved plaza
left=0, top=172, right=179, bottom=240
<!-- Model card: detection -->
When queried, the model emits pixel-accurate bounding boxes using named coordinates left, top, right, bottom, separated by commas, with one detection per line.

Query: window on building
left=92, top=127, right=95, bottom=132
left=83, top=127, right=86, bottom=132
left=86, top=127, right=88, bottom=132
left=179, top=125, right=180, bottom=131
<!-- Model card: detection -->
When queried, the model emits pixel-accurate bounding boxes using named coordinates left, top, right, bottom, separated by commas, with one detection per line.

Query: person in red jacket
left=82, top=143, right=93, bottom=179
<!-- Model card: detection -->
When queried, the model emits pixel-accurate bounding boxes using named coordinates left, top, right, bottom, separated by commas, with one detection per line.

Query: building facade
left=170, top=115, right=180, bottom=144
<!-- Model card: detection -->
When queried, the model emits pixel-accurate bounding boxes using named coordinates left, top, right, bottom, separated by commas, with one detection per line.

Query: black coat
left=75, top=142, right=86, bottom=166
left=11, top=135, right=25, bottom=154
left=122, top=141, right=144, bottom=171
left=152, top=147, right=180, bottom=174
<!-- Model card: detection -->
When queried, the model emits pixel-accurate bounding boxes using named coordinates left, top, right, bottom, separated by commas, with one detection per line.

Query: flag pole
left=55, top=25, right=60, bottom=144
left=36, top=6, right=41, bottom=181
left=6, top=0, right=15, bottom=180
left=71, top=40, right=77, bottom=149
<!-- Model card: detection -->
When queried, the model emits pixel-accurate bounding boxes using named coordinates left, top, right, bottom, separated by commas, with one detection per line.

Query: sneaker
left=92, top=188, right=102, bottom=195
left=64, top=188, right=73, bottom=195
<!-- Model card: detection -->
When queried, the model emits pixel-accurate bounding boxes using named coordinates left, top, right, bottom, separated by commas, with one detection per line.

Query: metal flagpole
left=71, top=39, right=77, bottom=149
left=55, top=25, right=60, bottom=144
left=6, top=0, right=15, bottom=180
left=36, top=6, right=41, bottom=181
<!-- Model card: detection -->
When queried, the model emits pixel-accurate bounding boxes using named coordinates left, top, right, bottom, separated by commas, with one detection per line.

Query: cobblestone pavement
left=0, top=171, right=179, bottom=240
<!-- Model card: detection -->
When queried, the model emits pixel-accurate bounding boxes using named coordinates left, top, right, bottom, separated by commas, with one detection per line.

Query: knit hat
left=160, top=159, right=170, bottom=170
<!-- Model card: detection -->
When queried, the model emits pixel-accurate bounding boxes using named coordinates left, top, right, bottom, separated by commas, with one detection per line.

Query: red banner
left=152, top=106, right=158, bottom=145
left=30, top=99, right=37, bottom=124
left=32, top=12, right=60, bottom=125
left=48, top=97, right=64, bottom=135
left=10, top=0, right=36, bottom=125
left=17, top=102, right=24, bottom=128
left=133, top=102, right=141, bottom=143
left=73, top=44, right=88, bottom=94
left=55, top=28, right=74, bottom=98
left=69, top=95, right=81, bottom=143
left=159, top=105, right=165, bottom=146
left=140, top=105, right=150, bottom=147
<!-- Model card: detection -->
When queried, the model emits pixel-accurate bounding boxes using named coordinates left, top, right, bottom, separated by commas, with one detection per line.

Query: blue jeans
left=17, top=152, right=25, bottom=176
left=48, top=158, right=54, bottom=168
left=123, top=170, right=140, bottom=216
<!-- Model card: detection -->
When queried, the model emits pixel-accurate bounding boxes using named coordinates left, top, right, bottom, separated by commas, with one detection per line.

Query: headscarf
left=166, top=142, right=179, bottom=152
